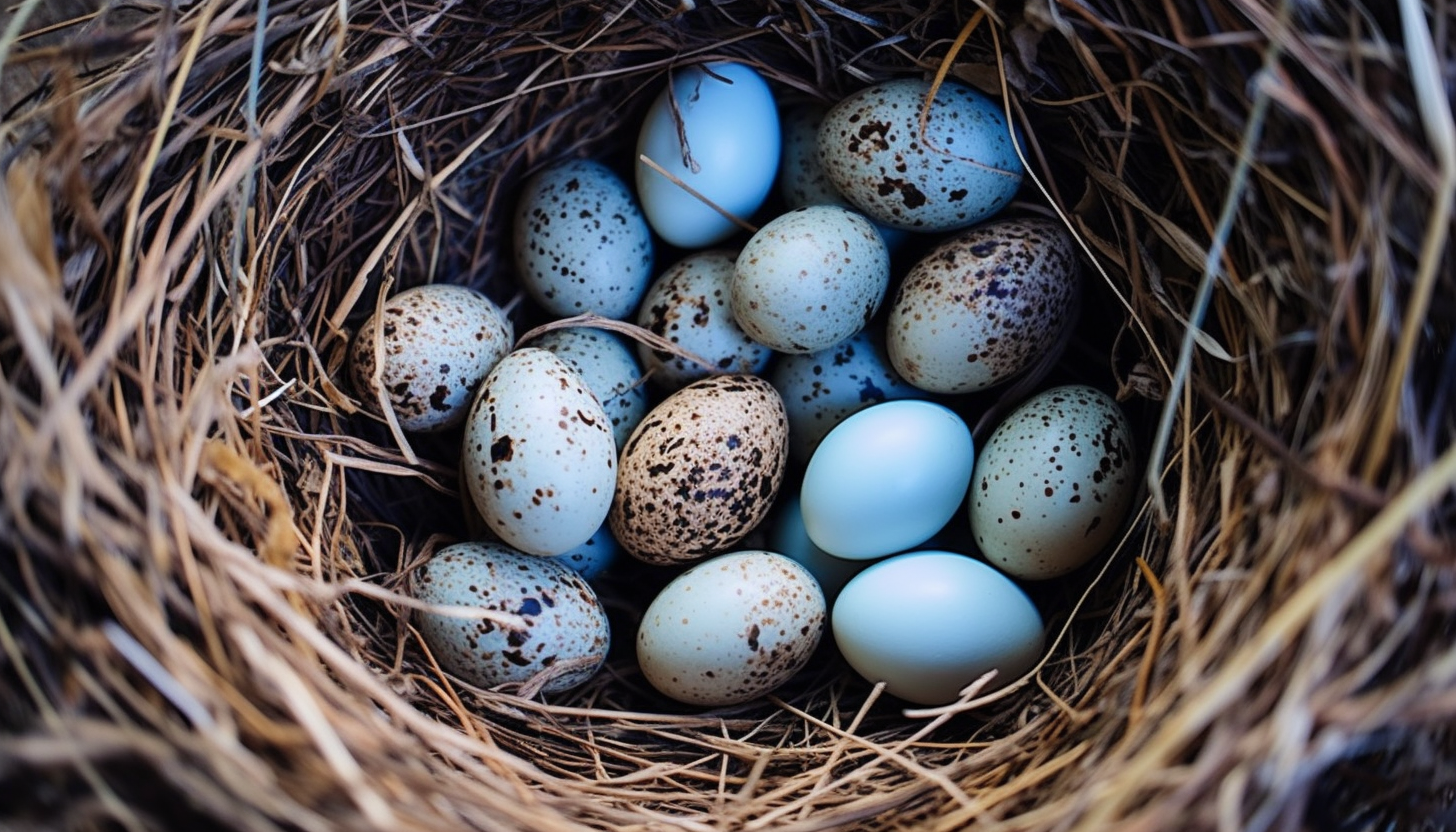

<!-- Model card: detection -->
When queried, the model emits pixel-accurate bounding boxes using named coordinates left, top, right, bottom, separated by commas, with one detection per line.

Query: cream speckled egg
left=513, top=159, right=653, bottom=319
left=887, top=218, right=1080, bottom=394
left=410, top=541, right=610, bottom=694
left=525, top=327, right=649, bottom=451
left=610, top=375, right=788, bottom=565
left=817, top=77, right=1023, bottom=232
left=637, top=550, right=825, bottom=706
left=463, top=349, right=617, bottom=556
left=731, top=205, right=890, bottom=354
left=350, top=284, right=513, bottom=432
left=970, top=385, right=1137, bottom=580
left=636, top=250, right=774, bottom=389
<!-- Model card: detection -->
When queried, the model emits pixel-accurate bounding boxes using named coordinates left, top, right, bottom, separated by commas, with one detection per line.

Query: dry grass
left=1, top=0, right=1453, bottom=830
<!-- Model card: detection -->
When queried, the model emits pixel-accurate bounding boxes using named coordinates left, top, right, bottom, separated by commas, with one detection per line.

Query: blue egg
left=549, top=524, right=621, bottom=581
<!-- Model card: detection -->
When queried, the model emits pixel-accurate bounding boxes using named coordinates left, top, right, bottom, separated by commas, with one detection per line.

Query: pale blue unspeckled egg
left=769, top=330, right=921, bottom=465
left=887, top=218, right=1080, bottom=395
left=831, top=551, right=1043, bottom=705
left=636, top=250, right=773, bottom=389
left=636, top=62, right=779, bottom=248
left=462, top=349, right=617, bottom=556
left=410, top=541, right=610, bottom=694
left=800, top=400, right=973, bottom=560
left=818, top=78, right=1023, bottom=232
left=970, top=385, right=1136, bottom=580
left=525, top=327, right=649, bottom=451
left=731, top=205, right=890, bottom=354
left=513, top=159, right=653, bottom=319
left=349, top=284, right=513, bottom=432
left=637, top=550, right=825, bottom=706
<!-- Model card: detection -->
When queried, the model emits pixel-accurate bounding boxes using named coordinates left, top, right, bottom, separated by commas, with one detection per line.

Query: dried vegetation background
left=1, top=0, right=1454, bottom=830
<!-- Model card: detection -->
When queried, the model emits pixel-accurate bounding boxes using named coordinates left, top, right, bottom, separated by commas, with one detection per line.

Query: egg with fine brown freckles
left=610, top=375, right=788, bottom=565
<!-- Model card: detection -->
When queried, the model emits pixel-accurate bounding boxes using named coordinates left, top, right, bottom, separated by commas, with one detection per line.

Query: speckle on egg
left=969, top=385, right=1137, bottom=580
left=610, top=374, right=788, bottom=565
left=349, top=284, right=513, bottom=432
left=409, top=541, right=610, bottom=694
left=635, top=250, right=774, bottom=390
left=524, top=327, right=649, bottom=451
left=636, top=550, right=825, bottom=706
left=887, top=217, right=1080, bottom=394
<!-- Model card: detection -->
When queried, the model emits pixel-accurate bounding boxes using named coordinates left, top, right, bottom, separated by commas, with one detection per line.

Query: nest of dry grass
left=2, top=0, right=1454, bottom=829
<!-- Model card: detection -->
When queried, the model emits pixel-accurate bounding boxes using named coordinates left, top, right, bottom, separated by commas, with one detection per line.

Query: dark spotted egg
left=349, top=284, right=512, bottom=432
left=635, top=250, right=773, bottom=390
left=610, top=375, right=788, bottom=565
left=410, top=541, right=609, bottom=694
left=886, top=218, right=1080, bottom=395
left=817, top=77, right=1023, bottom=232
left=969, top=385, right=1137, bottom=580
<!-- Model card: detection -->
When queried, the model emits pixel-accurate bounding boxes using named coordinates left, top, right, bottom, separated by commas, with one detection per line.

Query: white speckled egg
left=350, top=284, right=513, bottom=432
left=818, top=78, right=1023, bottom=232
left=636, top=62, right=779, bottom=248
left=970, top=385, right=1136, bottom=580
left=524, top=327, right=649, bottom=451
left=410, top=541, right=610, bottom=694
left=887, top=218, right=1080, bottom=394
left=769, top=330, right=921, bottom=465
left=513, top=159, right=654, bottom=319
left=549, top=523, right=620, bottom=581
left=832, top=551, right=1043, bottom=705
left=768, top=494, right=869, bottom=605
left=801, top=400, right=973, bottom=560
left=637, top=550, right=825, bottom=706
left=463, top=348, right=617, bottom=556
left=636, top=250, right=773, bottom=389
left=611, top=375, right=788, bottom=565
left=732, top=205, right=890, bottom=354
left=779, top=104, right=908, bottom=250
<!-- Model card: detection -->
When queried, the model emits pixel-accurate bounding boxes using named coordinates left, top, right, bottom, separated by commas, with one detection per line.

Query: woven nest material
left=2, top=0, right=1454, bottom=829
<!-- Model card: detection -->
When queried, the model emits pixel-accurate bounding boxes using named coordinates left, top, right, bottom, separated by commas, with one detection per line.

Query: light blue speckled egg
left=635, top=250, right=774, bottom=390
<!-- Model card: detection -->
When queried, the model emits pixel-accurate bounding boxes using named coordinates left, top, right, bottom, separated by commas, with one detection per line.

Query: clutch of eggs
left=386, top=64, right=1143, bottom=707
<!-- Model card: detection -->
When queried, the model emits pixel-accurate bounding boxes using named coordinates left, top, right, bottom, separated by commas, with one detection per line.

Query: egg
left=549, top=523, right=620, bottom=581
left=462, top=348, right=617, bottom=556
left=611, top=375, right=788, bottom=565
left=769, top=330, right=921, bottom=465
left=524, top=327, right=649, bottom=450
left=636, top=550, right=825, bottom=706
left=778, top=104, right=908, bottom=250
left=886, top=218, right=1080, bottom=394
left=731, top=205, right=890, bottom=354
left=636, top=250, right=773, bottom=389
left=969, top=385, right=1136, bottom=580
left=513, top=159, right=654, bottom=319
left=817, top=77, right=1023, bottom=232
left=349, top=284, right=513, bottom=432
left=800, top=400, right=973, bottom=560
left=832, top=551, right=1044, bottom=705
left=767, top=494, right=869, bottom=604
left=636, top=62, right=780, bottom=248
left=409, top=541, right=610, bottom=694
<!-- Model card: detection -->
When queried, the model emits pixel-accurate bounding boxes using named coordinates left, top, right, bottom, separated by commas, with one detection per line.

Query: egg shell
left=611, top=374, right=788, bottom=565
left=801, top=400, right=973, bottom=560
left=970, top=385, right=1136, bottom=580
left=463, top=348, right=617, bottom=556
left=817, top=78, right=1023, bottom=232
left=636, top=62, right=780, bottom=249
left=410, top=541, right=610, bottom=694
left=831, top=551, right=1043, bottom=705
left=513, top=159, right=654, bottom=319
left=549, top=523, right=620, bottom=581
left=636, top=250, right=774, bottom=389
left=350, top=284, right=513, bottom=432
left=767, top=494, right=870, bottom=604
left=778, top=104, right=908, bottom=250
left=887, top=218, right=1080, bottom=395
left=731, top=205, right=890, bottom=354
left=769, top=330, right=922, bottom=465
left=637, top=550, right=825, bottom=706
left=525, top=327, right=649, bottom=451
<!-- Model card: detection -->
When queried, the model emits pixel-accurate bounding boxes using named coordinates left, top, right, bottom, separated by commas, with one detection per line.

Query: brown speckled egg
left=817, top=78, right=1023, bottom=232
left=610, top=375, right=788, bottom=565
left=463, top=348, right=617, bottom=556
left=887, top=218, right=1080, bottom=394
left=636, top=550, right=825, bottom=706
left=970, top=385, right=1137, bottom=580
left=410, top=541, right=610, bottom=694
left=350, top=284, right=513, bottom=432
